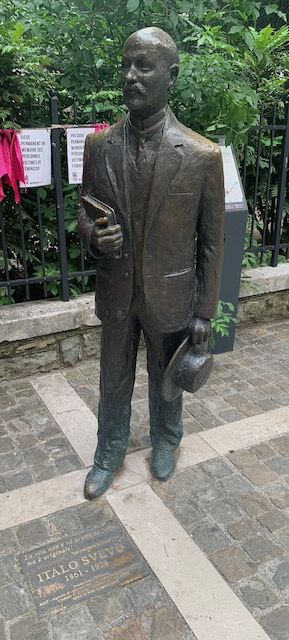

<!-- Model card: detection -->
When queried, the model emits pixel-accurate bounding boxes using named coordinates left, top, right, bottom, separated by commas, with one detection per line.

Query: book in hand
left=81, top=194, right=121, bottom=259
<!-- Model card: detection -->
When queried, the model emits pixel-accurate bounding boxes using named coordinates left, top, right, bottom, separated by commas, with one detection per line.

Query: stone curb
left=1, top=265, right=289, bottom=345
left=239, top=264, right=289, bottom=298
left=0, top=293, right=100, bottom=344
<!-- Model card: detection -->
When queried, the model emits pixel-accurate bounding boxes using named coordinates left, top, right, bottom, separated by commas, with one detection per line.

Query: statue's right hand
left=91, top=223, right=123, bottom=254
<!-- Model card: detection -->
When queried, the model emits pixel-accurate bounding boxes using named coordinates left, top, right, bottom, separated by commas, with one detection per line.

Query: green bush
left=1, top=0, right=289, bottom=303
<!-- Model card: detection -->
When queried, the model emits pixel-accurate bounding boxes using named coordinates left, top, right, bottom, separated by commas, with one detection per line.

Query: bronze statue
left=78, top=27, right=225, bottom=499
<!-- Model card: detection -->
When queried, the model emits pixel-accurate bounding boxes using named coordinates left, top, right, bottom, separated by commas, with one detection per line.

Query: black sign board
left=18, top=522, right=149, bottom=615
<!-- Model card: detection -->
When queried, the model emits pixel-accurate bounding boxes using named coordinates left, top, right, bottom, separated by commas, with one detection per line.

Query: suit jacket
left=78, top=108, right=225, bottom=333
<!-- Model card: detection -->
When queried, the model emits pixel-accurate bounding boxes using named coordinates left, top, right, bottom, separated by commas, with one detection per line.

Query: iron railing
left=0, top=94, right=289, bottom=305
left=242, top=101, right=289, bottom=266
left=0, top=92, right=114, bottom=304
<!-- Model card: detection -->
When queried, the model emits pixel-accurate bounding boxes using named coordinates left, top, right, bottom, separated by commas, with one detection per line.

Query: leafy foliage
left=210, top=300, right=236, bottom=346
left=1, top=0, right=289, bottom=304
left=1, top=0, right=289, bottom=141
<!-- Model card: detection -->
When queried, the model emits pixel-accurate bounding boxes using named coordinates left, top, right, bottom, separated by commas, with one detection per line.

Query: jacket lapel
left=144, top=109, right=184, bottom=244
left=103, top=111, right=184, bottom=238
left=104, top=119, right=128, bottom=214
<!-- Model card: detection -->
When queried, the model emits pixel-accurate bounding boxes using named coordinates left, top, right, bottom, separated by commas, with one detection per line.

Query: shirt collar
left=128, top=107, right=167, bottom=131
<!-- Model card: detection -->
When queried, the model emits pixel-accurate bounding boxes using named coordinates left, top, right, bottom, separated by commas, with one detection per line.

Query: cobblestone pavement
left=63, top=319, right=289, bottom=448
left=1, top=319, right=289, bottom=639
left=152, top=435, right=289, bottom=640
left=0, top=381, right=82, bottom=493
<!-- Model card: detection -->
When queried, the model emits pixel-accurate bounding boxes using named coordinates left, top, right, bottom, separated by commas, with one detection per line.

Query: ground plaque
left=18, top=522, right=150, bottom=615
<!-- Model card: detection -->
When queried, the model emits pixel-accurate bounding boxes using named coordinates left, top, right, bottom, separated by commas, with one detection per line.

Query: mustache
left=122, top=83, right=146, bottom=96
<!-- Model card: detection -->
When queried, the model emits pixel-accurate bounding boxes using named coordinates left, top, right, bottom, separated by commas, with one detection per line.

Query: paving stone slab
left=0, top=481, right=6, bottom=495
left=0, top=530, right=18, bottom=555
left=0, top=437, right=15, bottom=453
left=0, top=553, right=20, bottom=588
left=103, top=616, right=144, bottom=639
left=258, top=509, right=289, bottom=533
left=49, top=606, right=98, bottom=640
left=210, top=547, right=258, bottom=583
left=266, top=491, right=289, bottom=510
left=175, top=466, right=214, bottom=491
left=200, top=457, right=234, bottom=479
left=192, top=484, right=224, bottom=503
left=3, top=469, right=34, bottom=491
left=243, top=535, right=282, bottom=564
left=16, top=519, right=50, bottom=548
left=266, top=457, right=289, bottom=475
left=270, top=436, right=289, bottom=456
left=218, top=474, right=253, bottom=497
left=241, top=463, right=279, bottom=486
left=273, top=561, right=289, bottom=591
left=0, top=583, right=29, bottom=620
left=150, top=606, right=197, bottom=640
left=190, top=521, right=230, bottom=555
left=88, top=587, right=134, bottom=627
left=167, top=498, right=205, bottom=531
left=0, top=620, right=5, bottom=640
left=228, top=520, right=260, bottom=541
left=237, top=492, right=273, bottom=517
left=10, top=615, right=50, bottom=640
left=205, top=496, right=245, bottom=525
left=261, top=605, right=289, bottom=640
left=240, top=579, right=279, bottom=612
left=228, top=450, right=258, bottom=469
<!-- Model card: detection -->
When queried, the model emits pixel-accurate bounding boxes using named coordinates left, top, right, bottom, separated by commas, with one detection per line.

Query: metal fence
left=0, top=92, right=114, bottom=305
left=242, top=101, right=289, bottom=267
left=0, top=94, right=289, bottom=305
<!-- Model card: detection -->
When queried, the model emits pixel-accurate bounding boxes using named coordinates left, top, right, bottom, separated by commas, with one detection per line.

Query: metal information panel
left=18, top=522, right=149, bottom=616
left=214, top=138, right=248, bottom=353
left=221, top=146, right=245, bottom=209
left=219, top=140, right=247, bottom=210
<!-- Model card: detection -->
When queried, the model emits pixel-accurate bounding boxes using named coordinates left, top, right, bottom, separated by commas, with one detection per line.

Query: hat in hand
left=162, top=336, right=213, bottom=402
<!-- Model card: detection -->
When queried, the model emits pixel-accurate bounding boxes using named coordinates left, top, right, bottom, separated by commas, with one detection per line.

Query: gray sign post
left=213, top=139, right=248, bottom=353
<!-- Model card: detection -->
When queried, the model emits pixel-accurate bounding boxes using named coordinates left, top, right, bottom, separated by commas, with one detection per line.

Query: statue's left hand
left=190, top=316, right=212, bottom=346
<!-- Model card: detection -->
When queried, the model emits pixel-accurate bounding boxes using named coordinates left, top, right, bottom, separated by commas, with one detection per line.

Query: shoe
left=150, top=447, right=177, bottom=482
left=84, top=465, right=116, bottom=499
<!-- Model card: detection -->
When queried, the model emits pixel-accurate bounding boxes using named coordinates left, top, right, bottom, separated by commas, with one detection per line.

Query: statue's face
left=122, top=35, right=174, bottom=118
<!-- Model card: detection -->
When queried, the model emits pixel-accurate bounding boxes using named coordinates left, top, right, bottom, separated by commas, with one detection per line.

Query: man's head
left=122, top=27, right=179, bottom=119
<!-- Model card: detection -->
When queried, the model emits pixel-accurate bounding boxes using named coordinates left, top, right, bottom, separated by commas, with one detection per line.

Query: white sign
left=66, top=128, right=93, bottom=185
left=18, top=129, right=51, bottom=188
left=220, top=144, right=245, bottom=208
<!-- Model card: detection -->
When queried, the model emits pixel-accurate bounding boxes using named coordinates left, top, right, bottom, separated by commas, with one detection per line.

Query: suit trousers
left=94, top=303, right=187, bottom=471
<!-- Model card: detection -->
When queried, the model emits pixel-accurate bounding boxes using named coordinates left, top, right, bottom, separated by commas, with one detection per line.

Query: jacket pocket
left=167, top=192, right=194, bottom=196
left=164, top=267, right=192, bottom=277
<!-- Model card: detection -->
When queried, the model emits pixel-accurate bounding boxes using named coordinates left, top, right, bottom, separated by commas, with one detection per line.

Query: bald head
left=124, top=27, right=179, bottom=68
left=122, top=27, right=179, bottom=119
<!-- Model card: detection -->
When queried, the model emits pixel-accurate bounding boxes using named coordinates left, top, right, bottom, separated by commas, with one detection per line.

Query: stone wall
left=0, top=294, right=102, bottom=381
left=238, top=264, right=289, bottom=325
left=0, top=326, right=101, bottom=381
left=237, top=290, right=289, bottom=325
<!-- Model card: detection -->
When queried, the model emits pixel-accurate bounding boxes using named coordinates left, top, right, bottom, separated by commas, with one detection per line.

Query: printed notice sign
left=67, top=128, right=92, bottom=185
left=220, top=143, right=246, bottom=210
left=18, top=129, right=51, bottom=188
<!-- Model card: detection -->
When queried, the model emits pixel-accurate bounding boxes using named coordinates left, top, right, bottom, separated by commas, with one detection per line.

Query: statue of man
left=78, top=26, right=224, bottom=499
